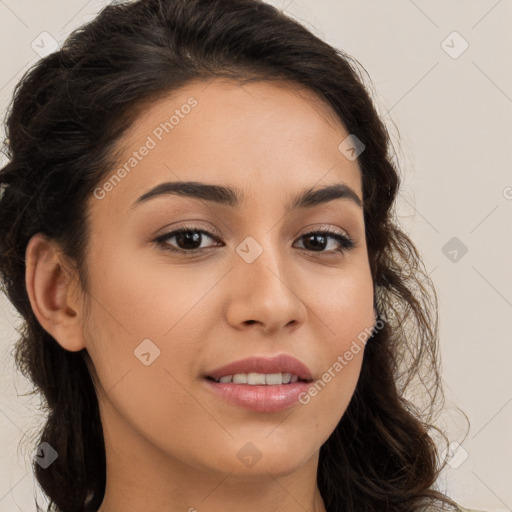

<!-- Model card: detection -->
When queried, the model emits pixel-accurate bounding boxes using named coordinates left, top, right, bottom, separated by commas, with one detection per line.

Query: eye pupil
left=177, top=231, right=202, bottom=249
left=303, top=234, right=327, bottom=251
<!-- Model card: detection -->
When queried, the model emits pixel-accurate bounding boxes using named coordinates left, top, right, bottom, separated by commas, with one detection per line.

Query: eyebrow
left=131, top=180, right=363, bottom=211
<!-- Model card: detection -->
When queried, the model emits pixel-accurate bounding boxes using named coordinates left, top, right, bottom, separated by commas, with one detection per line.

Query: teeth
left=214, top=372, right=301, bottom=385
left=264, top=373, right=282, bottom=385
left=247, top=372, right=266, bottom=385
left=233, top=373, right=247, bottom=384
left=282, top=372, right=292, bottom=384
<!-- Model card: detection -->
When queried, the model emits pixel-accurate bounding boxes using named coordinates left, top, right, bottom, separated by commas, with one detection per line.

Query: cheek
left=87, top=243, right=224, bottom=338
left=82, top=249, right=226, bottom=401
left=81, top=252, right=220, bottom=456
left=302, top=268, right=374, bottom=412
left=308, top=263, right=375, bottom=348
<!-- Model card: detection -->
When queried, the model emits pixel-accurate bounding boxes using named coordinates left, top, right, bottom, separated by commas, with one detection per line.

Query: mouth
left=205, top=372, right=312, bottom=385
left=204, top=353, right=314, bottom=382
left=202, top=354, right=314, bottom=413
left=203, top=374, right=313, bottom=413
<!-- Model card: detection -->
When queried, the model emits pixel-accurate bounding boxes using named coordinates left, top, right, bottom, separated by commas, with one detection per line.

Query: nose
left=223, top=236, right=307, bottom=335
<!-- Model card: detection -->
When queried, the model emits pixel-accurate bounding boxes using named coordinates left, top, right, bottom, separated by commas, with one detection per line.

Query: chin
left=208, top=440, right=317, bottom=479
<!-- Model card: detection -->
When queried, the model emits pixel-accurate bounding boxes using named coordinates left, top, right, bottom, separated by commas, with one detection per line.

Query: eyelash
left=154, top=224, right=356, bottom=256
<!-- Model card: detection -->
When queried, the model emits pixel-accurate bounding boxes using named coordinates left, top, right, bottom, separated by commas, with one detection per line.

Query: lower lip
left=203, top=378, right=312, bottom=413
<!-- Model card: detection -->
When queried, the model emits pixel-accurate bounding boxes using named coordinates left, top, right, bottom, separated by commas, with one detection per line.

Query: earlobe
left=25, top=233, right=85, bottom=352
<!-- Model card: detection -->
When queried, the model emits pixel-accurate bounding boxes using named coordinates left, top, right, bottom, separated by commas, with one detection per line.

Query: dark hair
left=0, top=1, right=466, bottom=511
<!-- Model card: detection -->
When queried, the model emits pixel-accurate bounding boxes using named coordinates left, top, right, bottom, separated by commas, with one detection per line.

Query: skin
left=25, top=78, right=375, bottom=512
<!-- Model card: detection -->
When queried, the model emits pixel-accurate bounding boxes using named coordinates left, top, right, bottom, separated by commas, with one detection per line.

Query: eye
left=294, top=227, right=355, bottom=253
left=154, top=225, right=355, bottom=255
left=154, top=225, right=223, bottom=253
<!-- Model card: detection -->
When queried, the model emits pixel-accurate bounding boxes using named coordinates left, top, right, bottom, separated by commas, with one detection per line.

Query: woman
left=0, top=0, right=474, bottom=511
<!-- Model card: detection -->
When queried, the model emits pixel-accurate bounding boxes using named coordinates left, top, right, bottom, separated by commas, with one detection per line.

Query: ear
left=25, top=233, right=86, bottom=352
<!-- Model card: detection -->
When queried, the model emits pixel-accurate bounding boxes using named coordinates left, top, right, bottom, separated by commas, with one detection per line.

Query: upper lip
left=205, top=354, right=314, bottom=381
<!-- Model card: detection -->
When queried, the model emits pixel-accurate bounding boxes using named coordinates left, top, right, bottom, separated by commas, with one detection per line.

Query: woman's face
left=82, top=78, right=375, bottom=481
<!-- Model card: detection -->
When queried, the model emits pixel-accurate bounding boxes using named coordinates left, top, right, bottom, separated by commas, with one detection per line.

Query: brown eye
left=155, top=227, right=223, bottom=253
left=294, top=229, right=355, bottom=253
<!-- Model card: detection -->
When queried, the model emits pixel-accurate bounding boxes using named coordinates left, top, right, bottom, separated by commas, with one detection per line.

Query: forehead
left=91, top=78, right=362, bottom=216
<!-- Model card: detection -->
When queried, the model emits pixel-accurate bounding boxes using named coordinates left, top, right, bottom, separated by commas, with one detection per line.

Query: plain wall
left=0, top=1, right=510, bottom=511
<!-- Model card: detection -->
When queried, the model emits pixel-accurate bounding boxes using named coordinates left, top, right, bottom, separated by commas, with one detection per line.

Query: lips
left=205, top=353, right=314, bottom=382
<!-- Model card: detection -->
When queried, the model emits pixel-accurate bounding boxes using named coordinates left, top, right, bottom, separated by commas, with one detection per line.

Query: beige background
left=0, top=1, right=511, bottom=511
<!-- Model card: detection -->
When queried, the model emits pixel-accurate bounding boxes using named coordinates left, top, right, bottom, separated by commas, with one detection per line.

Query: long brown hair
left=0, top=1, right=463, bottom=510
